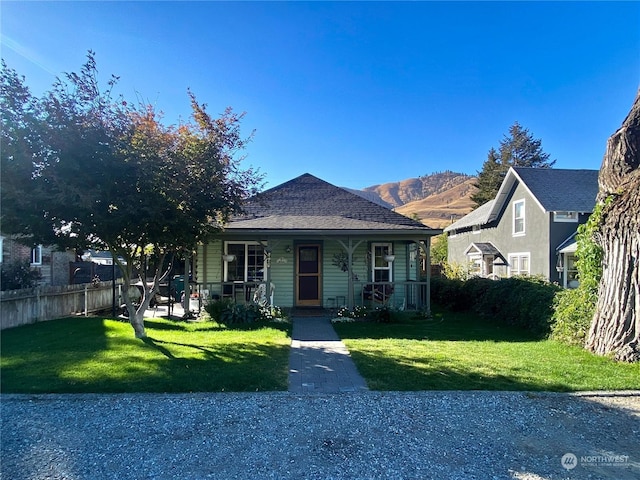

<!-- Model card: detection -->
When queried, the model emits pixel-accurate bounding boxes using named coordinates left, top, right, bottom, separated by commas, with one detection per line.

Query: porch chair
left=363, top=283, right=394, bottom=306
left=252, top=282, right=275, bottom=307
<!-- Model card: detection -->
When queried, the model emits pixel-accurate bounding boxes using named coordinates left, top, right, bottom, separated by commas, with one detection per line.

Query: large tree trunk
left=585, top=92, right=640, bottom=362
left=114, top=250, right=165, bottom=339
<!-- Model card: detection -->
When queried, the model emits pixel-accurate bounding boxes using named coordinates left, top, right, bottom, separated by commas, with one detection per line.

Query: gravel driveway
left=1, top=391, right=638, bottom=480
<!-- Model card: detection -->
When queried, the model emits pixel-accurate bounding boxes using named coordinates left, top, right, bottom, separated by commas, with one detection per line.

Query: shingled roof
left=224, top=173, right=440, bottom=235
left=445, top=167, right=599, bottom=232
left=510, top=167, right=599, bottom=213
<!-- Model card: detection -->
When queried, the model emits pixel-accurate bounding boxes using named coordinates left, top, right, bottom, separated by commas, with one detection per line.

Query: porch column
left=265, top=238, right=273, bottom=305
left=337, top=237, right=363, bottom=310
left=347, top=237, right=354, bottom=309
left=425, top=236, right=432, bottom=314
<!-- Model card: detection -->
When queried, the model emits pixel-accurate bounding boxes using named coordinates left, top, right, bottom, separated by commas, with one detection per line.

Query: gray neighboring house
left=444, top=167, right=599, bottom=288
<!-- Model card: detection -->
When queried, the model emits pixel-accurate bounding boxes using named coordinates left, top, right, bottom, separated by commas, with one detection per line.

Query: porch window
left=372, top=243, right=393, bottom=282
left=31, top=245, right=42, bottom=266
left=224, top=242, right=265, bottom=282
left=468, top=253, right=482, bottom=276
left=513, top=200, right=525, bottom=236
left=565, top=253, right=579, bottom=288
left=508, top=253, right=530, bottom=277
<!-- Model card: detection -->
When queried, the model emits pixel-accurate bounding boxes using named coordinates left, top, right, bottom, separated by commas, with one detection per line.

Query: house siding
left=448, top=183, right=551, bottom=278
left=547, top=211, right=591, bottom=283
left=447, top=181, right=593, bottom=283
left=502, top=183, right=550, bottom=277
left=197, top=237, right=419, bottom=309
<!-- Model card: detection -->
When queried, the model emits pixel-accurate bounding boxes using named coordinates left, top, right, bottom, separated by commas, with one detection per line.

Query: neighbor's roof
left=503, top=167, right=599, bottom=214
left=445, top=167, right=599, bottom=232
left=224, top=173, right=440, bottom=235
left=465, top=242, right=501, bottom=256
left=444, top=200, right=494, bottom=232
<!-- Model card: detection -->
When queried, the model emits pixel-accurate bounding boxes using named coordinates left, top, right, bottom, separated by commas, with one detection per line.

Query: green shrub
left=205, top=298, right=235, bottom=322
left=432, top=275, right=560, bottom=337
left=482, top=276, right=560, bottom=336
left=549, top=199, right=605, bottom=346
left=551, top=288, right=594, bottom=346
left=204, top=300, right=286, bottom=325
left=430, top=277, right=469, bottom=311
left=369, top=305, right=393, bottom=323
left=1, top=260, right=41, bottom=291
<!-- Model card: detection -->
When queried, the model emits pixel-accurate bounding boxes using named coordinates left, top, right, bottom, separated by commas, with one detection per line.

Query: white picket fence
left=0, top=281, right=133, bottom=330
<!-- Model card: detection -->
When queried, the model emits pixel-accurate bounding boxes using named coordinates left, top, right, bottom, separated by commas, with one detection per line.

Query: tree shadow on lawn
left=335, top=309, right=539, bottom=343
left=196, top=321, right=292, bottom=335
left=0, top=317, right=291, bottom=393
left=349, top=350, right=572, bottom=392
left=2, top=338, right=291, bottom=393
left=128, top=338, right=292, bottom=392
left=142, top=319, right=291, bottom=335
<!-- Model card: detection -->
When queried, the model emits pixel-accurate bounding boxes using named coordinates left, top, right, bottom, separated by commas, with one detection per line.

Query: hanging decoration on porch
left=332, top=252, right=354, bottom=272
left=333, top=251, right=359, bottom=281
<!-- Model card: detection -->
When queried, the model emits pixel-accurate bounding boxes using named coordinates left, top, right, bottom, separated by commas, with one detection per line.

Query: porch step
left=291, top=307, right=330, bottom=317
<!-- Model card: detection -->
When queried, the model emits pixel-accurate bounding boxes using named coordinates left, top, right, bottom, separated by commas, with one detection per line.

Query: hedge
left=431, top=276, right=560, bottom=337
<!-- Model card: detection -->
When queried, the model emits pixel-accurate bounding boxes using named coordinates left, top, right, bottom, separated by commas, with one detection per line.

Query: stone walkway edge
left=288, top=315, right=368, bottom=394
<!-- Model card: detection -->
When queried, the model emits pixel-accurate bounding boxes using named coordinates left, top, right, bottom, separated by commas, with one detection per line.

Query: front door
left=296, top=244, right=322, bottom=306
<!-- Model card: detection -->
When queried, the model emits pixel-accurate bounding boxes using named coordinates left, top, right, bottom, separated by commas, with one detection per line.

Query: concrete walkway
left=288, top=314, right=368, bottom=393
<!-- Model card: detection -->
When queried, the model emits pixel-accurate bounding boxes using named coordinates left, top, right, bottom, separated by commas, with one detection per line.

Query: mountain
left=352, top=171, right=478, bottom=229
left=394, top=177, right=477, bottom=229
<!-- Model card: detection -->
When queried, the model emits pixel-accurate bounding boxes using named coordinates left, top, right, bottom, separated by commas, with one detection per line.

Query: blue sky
left=2, top=2, right=639, bottom=190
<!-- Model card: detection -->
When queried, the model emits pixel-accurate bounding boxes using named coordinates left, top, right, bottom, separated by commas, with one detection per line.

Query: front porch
left=193, top=279, right=432, bottom=312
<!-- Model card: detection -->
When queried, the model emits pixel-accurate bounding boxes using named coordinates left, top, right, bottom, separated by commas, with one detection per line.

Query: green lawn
left=333, top=308, right=640, bottom=391
left=1, top=317, right=291, bottom=393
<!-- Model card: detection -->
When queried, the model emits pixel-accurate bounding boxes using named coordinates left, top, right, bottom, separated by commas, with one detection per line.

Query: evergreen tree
left=499, top=122, right=555, bottom=168
left=471, top=148, right=501, bottom=206
left=472, top=122, right=555, bottom=208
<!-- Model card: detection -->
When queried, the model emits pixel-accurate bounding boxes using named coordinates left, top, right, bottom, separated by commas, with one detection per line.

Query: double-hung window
left=513, top=200, right=525, bottom=236
left=224, top=242, right=265, bottom=282
left=372, top=243, right=393, bottom=282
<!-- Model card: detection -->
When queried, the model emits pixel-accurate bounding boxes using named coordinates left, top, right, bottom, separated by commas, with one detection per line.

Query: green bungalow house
left=195, top=173, right=442, bottom=311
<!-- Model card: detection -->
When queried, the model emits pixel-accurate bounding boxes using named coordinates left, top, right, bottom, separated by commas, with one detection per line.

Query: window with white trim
left=468, top=253, right=482, bottom=276
left=513, top=199, right=525, bottom=236
left=553, top=211, right=578, bottom=222
left=371, top=243, right=393, bottom=282
left=508, top=253, right=530, bottom=277
left=31, top=245, right=42, bottom=266
left=224, top=242, right=265, bottom=282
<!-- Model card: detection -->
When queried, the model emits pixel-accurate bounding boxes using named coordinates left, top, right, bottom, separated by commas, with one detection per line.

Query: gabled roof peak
left=445, top=167, right=599, bottom=232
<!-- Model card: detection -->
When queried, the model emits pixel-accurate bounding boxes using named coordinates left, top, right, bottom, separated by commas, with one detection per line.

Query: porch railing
left=352, top=280, right=430, bottom=311
left=194, top=281, right=265, bottom=305
left=193, top=280, right=430, bottom=311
